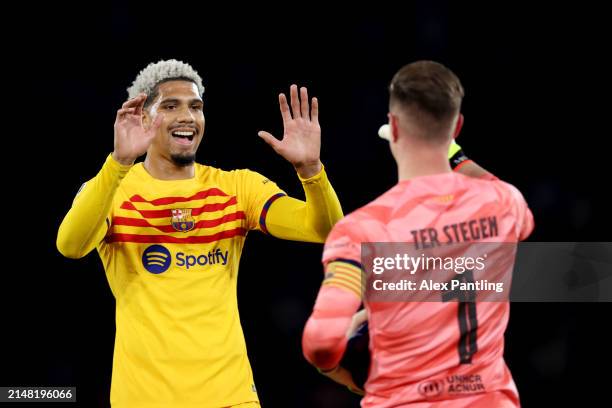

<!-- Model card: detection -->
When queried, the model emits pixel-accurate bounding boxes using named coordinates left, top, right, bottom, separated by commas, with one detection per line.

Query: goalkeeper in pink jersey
left=302, top=61, right=534, bottom=407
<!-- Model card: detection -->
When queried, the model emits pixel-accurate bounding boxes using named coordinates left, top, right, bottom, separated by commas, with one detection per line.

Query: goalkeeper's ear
left=449, top=113, right=467, bottom=167
left=453, top=113, right=464, bottom=139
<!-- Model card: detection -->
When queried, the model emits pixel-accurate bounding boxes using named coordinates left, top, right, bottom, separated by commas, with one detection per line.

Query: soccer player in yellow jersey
left=56, top=59, right=343, bottom=408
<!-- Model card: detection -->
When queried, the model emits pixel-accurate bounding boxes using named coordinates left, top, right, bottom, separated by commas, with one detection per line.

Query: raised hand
left=258, top=85, right=322, bottom=178
left=112, top=94, right=164, bottom=165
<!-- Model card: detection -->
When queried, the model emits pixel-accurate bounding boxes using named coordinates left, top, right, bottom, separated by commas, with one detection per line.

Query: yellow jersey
left=98, top=162, right=284, bottom=407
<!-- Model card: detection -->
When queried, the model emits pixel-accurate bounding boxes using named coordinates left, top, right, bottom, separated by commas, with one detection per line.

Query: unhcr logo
left=418, top=379, right=445, bottom=398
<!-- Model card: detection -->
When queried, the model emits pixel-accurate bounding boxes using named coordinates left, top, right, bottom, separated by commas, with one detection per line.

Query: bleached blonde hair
left=127, top=59, right=205, bottom=100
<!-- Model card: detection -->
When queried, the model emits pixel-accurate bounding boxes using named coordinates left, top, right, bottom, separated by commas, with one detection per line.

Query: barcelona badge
left=171, top=208, right=195, bottom=232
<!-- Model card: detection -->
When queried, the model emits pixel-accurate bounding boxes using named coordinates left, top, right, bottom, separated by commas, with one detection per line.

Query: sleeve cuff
left=106, top=153, right=133, bottom=178
left=298, top=164, right=326, bottom=184
left=448, top=140, right=462, bottom=159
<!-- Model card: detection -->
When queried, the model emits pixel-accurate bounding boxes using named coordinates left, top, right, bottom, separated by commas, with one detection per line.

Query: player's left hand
left=258, top=84, right=322, bottom=178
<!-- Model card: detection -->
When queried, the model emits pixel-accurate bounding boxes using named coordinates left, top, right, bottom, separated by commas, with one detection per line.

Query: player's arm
left=57, top=94, right=163, bottom=258
left=263, top=168, right=343, bottom=243
left=451, top=144, right=535, bottom=239
left=317, top=308, right=368, bottom=395
left=445, top=114, right=496, bottom=180
left=448, top=140, right=497, bottom=180
left=379, top=122, right=495, bottom=180
left=302, top=260, right=364, bottom=392
left=450, top=142, right=536, bottom=238
left=447, top=131, right=535, bottom=239
left=257, top=85, right=343, bottom=243
left=56, top=155, right=132, bottom=258
left=318, top=365, right=365, bottom=396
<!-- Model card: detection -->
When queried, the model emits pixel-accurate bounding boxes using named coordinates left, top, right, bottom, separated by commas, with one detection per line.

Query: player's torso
left=358, top=173, right=519, bottom=405
left=101, top=163, right=247, bottom=306
left=98, top=164, right=259, bottom=407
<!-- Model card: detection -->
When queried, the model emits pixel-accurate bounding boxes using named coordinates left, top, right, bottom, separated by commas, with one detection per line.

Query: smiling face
left=142, top=80, right=205, bottom=166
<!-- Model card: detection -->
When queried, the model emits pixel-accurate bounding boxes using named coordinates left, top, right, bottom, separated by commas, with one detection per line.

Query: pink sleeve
left=501, top=182, right=535, bottom=241
left=302, top=285, right=361, bottom=371
left=322, top=220, right=362, bottom=266
left=516, top=198, right=535, bottom=241
left=480, top=173, right=499, bottom=181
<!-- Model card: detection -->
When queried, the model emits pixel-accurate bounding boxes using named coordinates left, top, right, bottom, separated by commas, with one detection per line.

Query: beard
left=170, top=152, right=196, bottom=167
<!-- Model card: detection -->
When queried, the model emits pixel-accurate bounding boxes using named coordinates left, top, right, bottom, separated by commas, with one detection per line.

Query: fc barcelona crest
left=171, top=208, right=195, bottom=232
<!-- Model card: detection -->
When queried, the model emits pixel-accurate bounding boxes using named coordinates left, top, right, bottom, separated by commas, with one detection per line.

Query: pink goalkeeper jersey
left=322, top=172, right=534, bottom=407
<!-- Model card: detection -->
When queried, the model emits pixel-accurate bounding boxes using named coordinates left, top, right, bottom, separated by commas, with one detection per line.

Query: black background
left=2, top=1, right=611, bottom=406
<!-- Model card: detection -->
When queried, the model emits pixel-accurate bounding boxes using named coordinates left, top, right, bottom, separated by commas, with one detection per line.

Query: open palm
left=113, top=94, right=163, bottom=165
left=258, top=85, right=321, bottom=174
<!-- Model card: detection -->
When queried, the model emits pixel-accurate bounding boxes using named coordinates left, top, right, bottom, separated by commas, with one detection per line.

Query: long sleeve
left=302, top=285, right=361, bottom=370
left=57, top=154, right=132, bottom=258
left=263, top=165, right=343, bottom=243
left=303, top=260, right=363, bottom=370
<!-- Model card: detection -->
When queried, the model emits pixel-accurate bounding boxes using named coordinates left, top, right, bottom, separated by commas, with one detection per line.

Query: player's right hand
left=112, top=93, right=164, bottom=165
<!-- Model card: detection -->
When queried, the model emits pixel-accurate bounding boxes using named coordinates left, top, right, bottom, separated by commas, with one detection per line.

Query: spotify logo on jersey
left=142, top=245, right=172, bottom=274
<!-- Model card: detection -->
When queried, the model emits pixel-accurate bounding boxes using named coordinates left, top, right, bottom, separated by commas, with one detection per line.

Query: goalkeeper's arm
left=447, top=140, right=497, bottom=180
left=378, top=124, right=496, bottom=180
left=318, top=365, right=365, bottom=396
left=302, top=285, right=363, bottom=391
left=302, top=261, right=364, bottom=393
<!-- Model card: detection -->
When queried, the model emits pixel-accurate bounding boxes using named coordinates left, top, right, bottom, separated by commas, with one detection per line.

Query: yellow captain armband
left=323, top=261, right=363, bottom=298
left=448, top=140, right=472, bottom=170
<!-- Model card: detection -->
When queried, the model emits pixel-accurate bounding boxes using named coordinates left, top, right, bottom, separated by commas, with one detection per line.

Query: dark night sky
left=2, top=1, right=611, bottom=407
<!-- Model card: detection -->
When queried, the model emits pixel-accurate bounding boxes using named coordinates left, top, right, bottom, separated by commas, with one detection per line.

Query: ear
left=453, top=113, right=464, bottom=139
left=388, top=113, right=400, bottom=143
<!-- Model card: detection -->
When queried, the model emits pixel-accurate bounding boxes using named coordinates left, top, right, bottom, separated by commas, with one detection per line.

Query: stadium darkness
left=3, top=1, right=610, bottom=406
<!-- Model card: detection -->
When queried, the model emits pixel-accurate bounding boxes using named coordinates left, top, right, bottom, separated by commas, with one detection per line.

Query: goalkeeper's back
left=321, top=171, right=533, bottom=407
left=303, top=60, right=534, bottom=407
